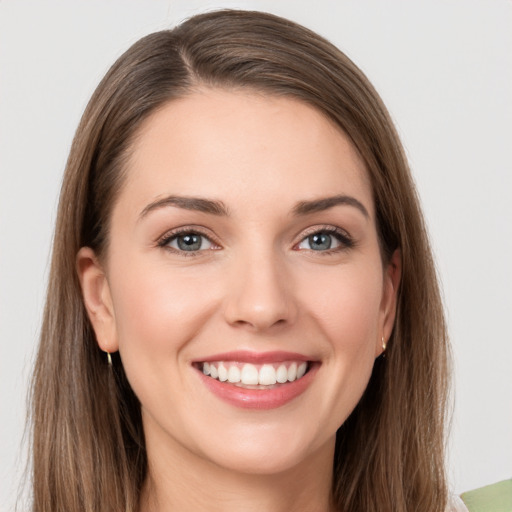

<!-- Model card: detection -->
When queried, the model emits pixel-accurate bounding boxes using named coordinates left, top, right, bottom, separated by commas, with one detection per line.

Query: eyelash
left=296, top=225, right=355, bottom=254
left=156, top=225, right=355, bottom=257
left=157, top=227, right=220, bottom=257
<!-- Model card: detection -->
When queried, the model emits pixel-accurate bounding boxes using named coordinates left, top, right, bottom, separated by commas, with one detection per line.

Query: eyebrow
left=139, top=195, right=229, bottom=220
left=292, top=195, right=369, bottom=218
left=138, top=193, right=369, bottom=220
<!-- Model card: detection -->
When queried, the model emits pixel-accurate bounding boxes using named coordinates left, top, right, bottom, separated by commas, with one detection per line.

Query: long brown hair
left=31, top=9, right=449, bottom=511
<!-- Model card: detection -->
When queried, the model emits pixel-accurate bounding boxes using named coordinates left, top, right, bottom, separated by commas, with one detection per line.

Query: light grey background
left=1, top=1, right=511, bottom=509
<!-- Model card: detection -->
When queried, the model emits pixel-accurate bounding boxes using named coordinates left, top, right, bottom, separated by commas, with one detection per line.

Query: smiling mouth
left=195, top=361, right=310, bottom=389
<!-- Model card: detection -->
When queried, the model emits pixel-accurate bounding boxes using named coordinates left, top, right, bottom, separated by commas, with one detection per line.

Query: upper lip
left=192, top=350, right=315, bottom=364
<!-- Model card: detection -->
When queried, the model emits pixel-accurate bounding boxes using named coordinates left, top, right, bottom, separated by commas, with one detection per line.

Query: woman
left=31, top=9, right=455, bottom=512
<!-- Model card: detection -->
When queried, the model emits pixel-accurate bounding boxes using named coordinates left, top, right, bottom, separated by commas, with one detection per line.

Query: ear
left=76, top=247, right=118, bottom=354
left=376, top=248, right=402, bottom=357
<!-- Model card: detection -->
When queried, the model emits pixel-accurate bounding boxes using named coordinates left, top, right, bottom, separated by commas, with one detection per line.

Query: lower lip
left=196, top=364, right=318, bottom=410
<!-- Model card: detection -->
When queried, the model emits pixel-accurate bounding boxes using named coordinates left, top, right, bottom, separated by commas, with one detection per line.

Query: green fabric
left=461, top=479, right=512, bottom=512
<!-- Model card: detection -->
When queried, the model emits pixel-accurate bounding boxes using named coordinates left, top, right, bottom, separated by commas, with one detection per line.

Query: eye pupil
left=177, top=234, right=202, bottom=251
left=309, top=233, right=332, bottom=250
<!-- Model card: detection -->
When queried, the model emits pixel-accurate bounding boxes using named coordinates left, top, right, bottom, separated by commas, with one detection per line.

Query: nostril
left=229, top=315, right=289, bottom=331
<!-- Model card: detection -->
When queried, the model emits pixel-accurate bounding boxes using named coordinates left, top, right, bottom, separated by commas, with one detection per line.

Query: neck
left=139, top=428, right=336, bottom=512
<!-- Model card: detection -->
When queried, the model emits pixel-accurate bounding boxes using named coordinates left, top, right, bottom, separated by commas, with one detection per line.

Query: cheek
left=301, top=262, right=383, bottom=350
left=106, top=257, right=223, bottom=422
left=108, top=256, right=219, bottom=367
left=297, top=260, right=383, bottom=424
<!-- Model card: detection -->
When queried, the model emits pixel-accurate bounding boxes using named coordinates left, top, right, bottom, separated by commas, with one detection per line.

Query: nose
left=223, top=250, right=297, bottom=332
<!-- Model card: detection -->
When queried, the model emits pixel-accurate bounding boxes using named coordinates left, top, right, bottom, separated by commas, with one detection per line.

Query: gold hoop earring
left=382, top=336, right=387, bottom=352
left=106, top=351, right=112, bottom=366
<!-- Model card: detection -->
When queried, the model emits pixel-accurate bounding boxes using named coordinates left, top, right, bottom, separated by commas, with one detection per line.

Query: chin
left=190, top=420, right=334, bottom=476
left=208, top=447, right=316, bottom=476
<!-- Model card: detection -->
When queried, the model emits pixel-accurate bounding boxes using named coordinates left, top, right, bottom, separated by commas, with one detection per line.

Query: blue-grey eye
left=308, top=233, right=332, bottom=250
left=297, top=231, right=343, bottom=251
left=168, top=233, right=213, bottom=252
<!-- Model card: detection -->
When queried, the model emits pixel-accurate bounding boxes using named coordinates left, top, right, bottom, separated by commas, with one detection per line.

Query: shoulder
left=450, top=495, right=470, bottom=512
left=459, top=479, right=512, bottom=512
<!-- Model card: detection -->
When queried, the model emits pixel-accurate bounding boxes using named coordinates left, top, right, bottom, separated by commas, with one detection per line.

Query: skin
left=78, top=89, right=401, bottom=512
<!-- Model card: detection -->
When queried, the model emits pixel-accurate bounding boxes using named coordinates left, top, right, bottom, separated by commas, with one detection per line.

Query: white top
left=450, top=495, right=470, bottom=512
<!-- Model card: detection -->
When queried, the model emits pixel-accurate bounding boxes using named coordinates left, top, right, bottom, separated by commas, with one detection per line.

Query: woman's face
left=79, top=89, right=400, bottom=476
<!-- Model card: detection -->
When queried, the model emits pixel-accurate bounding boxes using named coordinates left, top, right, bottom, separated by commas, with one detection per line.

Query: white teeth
left=240, top=364, right=259, bottom=385
left=218, top=363, right=228, bottom=382
left=259, top=364, right=277, bottom=385
left=287, top=362, right=297, bottom=381
left=297, top=362, right=307, bottom=379
left=227, top=365, right=241, bottom=383
left=276, top=364, right=288, bottom=383
left=201, top=360, right=310, bottom=386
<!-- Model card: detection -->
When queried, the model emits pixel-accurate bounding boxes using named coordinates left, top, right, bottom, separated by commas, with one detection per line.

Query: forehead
left=121, top=88, right=373, bottom=218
